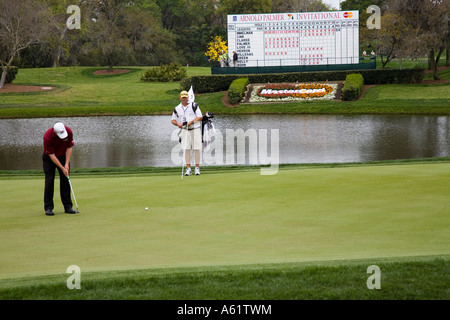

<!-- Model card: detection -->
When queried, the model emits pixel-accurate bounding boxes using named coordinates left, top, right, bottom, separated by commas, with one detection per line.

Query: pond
left=0, top=114, right=449, bottom=170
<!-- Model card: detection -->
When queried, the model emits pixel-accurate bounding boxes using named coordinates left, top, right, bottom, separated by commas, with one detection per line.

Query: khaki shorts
left=181, top=127, right=202, bottom=150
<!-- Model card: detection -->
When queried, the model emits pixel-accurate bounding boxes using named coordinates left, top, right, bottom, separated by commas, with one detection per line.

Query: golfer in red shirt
left=42, top=122, right=76, bottom=216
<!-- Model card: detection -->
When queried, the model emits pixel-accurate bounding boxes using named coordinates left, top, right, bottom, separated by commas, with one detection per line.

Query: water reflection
left=0, top=115, right=449, bottom=170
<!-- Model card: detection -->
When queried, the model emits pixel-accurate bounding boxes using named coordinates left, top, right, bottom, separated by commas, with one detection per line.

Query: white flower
left=247, top=83, right=338, bottom=103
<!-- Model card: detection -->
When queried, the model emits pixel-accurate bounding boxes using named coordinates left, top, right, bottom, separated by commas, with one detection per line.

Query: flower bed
left=248, top=83, right=338, bottom=103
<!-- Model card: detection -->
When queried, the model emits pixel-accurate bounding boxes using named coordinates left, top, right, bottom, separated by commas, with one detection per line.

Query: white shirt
left=172, top=102, right=202, bottom=129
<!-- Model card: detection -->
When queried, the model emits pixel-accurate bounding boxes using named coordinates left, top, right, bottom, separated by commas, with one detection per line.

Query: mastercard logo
left=343, top=12, right=353, bottom=18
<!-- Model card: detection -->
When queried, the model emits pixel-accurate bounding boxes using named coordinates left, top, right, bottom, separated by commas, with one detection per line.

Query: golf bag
left=177, top=103, right=215, bottom=146
left=202, top=112, right=215, bottom=151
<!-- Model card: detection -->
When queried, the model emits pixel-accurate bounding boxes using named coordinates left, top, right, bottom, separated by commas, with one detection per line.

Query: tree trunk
left=0, top=55, right=15, bottom=89
left=381, top=54, right=388, bottom=68
left=435, top=47, right=444, bottom=70
left=433, top=65, right=439, bottom=81
left=429, top=49, right=440, bottom=80
left=53, top=26, right=68, bottom=68
left=446, top=47, right=449, bottom=67
left=53, top=46, right=62, bottom=68
left=0, top=68, right=8, bottom=89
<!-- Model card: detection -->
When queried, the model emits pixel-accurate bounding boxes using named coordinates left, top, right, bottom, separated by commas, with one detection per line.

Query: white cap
left=53, top=122, right=68, bottom=139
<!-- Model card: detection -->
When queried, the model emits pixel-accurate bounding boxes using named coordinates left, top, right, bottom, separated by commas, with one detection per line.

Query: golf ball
left=145, top=207, right=148, bottom=211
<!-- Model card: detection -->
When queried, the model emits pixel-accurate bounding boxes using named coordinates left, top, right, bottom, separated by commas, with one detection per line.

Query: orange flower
left=257, top=83, right=335, bottom=100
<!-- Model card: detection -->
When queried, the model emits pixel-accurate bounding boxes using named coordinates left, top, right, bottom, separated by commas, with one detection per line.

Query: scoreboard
left=227, top=11, right=359, bottom=67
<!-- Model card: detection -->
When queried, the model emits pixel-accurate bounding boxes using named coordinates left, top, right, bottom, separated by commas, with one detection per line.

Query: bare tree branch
left=0, top=0, right=50, bottom=88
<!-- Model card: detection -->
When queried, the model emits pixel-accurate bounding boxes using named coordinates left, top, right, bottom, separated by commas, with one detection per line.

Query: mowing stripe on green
left=0, top=162, right=449, bottom=279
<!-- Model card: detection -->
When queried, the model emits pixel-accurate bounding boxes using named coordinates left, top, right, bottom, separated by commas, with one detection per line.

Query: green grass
left=0, top=256, right=448, bottom=300
left=377, top=56, right=445, bottom=70
left=0, top=67, right=182, bottom=116
left=0, top=161, right=449, bottom=299
left=0, top=65, right=449, bottom=118
left=0, top=62, right=449, bottom=300
left=424, top=66, right=450, bottom=81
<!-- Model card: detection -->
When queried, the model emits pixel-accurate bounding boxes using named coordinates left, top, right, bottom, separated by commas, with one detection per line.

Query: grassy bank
left=0, top=65, right=449, bottom=118
left=0, top=256, right=448, bottom=300
left=0, top=160, right=449, bottom=299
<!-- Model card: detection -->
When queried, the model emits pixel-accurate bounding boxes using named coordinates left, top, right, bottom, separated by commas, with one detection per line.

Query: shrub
left=341, top=74, right=364, bottom=101
left=5, top=66, right=18, bottom=84
left=181, top=75, right=238, bottom=93
left=228, top=78, right=249, bottom=104
left=141, top=63, right=186, bottom=82
left=181, top=68, right=425, bottom=93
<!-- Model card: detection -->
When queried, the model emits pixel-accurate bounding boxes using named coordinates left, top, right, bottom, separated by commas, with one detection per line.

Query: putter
left=67, top=176, right=80, bottom=213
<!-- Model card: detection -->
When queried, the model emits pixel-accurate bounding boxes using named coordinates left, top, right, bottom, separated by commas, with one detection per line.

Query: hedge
left=181, top=68, right=425, bottom=94
left=341, top=74, right=364, bottom=101
left=227, top=78, right=249, bottom=104
left=141, top=63, right=186, bottom=82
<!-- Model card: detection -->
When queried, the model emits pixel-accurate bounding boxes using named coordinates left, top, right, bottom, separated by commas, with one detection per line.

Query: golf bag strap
left=174, top=104, right=197, bottom=116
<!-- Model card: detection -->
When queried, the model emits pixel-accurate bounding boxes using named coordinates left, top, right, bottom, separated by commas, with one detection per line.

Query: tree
left=205, top=35, right=229, bottom=63
left=154, top=0, right=225, bottom=66
left=176, top=0, right=225, bottom=65
left=82, top=0, right=134, bottom=71
left=155, top=0, right=186, bottom=30
left=341, top=0, right=389, bottom=12
left=389, top=0, right=449, bottom=79
left=122, top=4, right=178, bottom=65
left=45, top=0, right=80, bottom=67
left=371, top=12, right=413, bottom=68
left=341, top=0, right=390, bottom=58
left=271, top=0, right=332, bottom=13
left=447, top=46, right=450, bottom=67
left=219, top=0, right=273, bottom=16
left=0, top=0, right=49, bottom=88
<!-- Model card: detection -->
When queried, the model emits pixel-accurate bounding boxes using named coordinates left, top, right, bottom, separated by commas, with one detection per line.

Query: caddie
left=171, top=90, right=203, bottom=176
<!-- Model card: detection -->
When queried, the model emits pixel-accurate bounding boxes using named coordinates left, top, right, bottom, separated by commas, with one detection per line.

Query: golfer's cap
left=53, top=122, right=68, bottom=139
left=180, top=91, right=189, bottom=98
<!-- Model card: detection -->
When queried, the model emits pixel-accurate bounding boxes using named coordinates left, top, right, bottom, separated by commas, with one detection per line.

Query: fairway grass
left=0, top=161, right=449, bottom=299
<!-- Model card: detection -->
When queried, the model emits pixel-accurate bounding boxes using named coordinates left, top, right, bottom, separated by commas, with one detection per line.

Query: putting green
left=1, top=162, right=449, bottom=279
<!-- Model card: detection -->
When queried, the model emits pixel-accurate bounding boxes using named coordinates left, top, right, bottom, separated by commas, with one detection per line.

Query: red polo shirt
left=43, top=126, right=74, bottom=157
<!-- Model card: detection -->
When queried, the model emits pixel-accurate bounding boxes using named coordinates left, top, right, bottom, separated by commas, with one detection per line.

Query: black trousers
left=43, top=153, right=72, bottom=211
